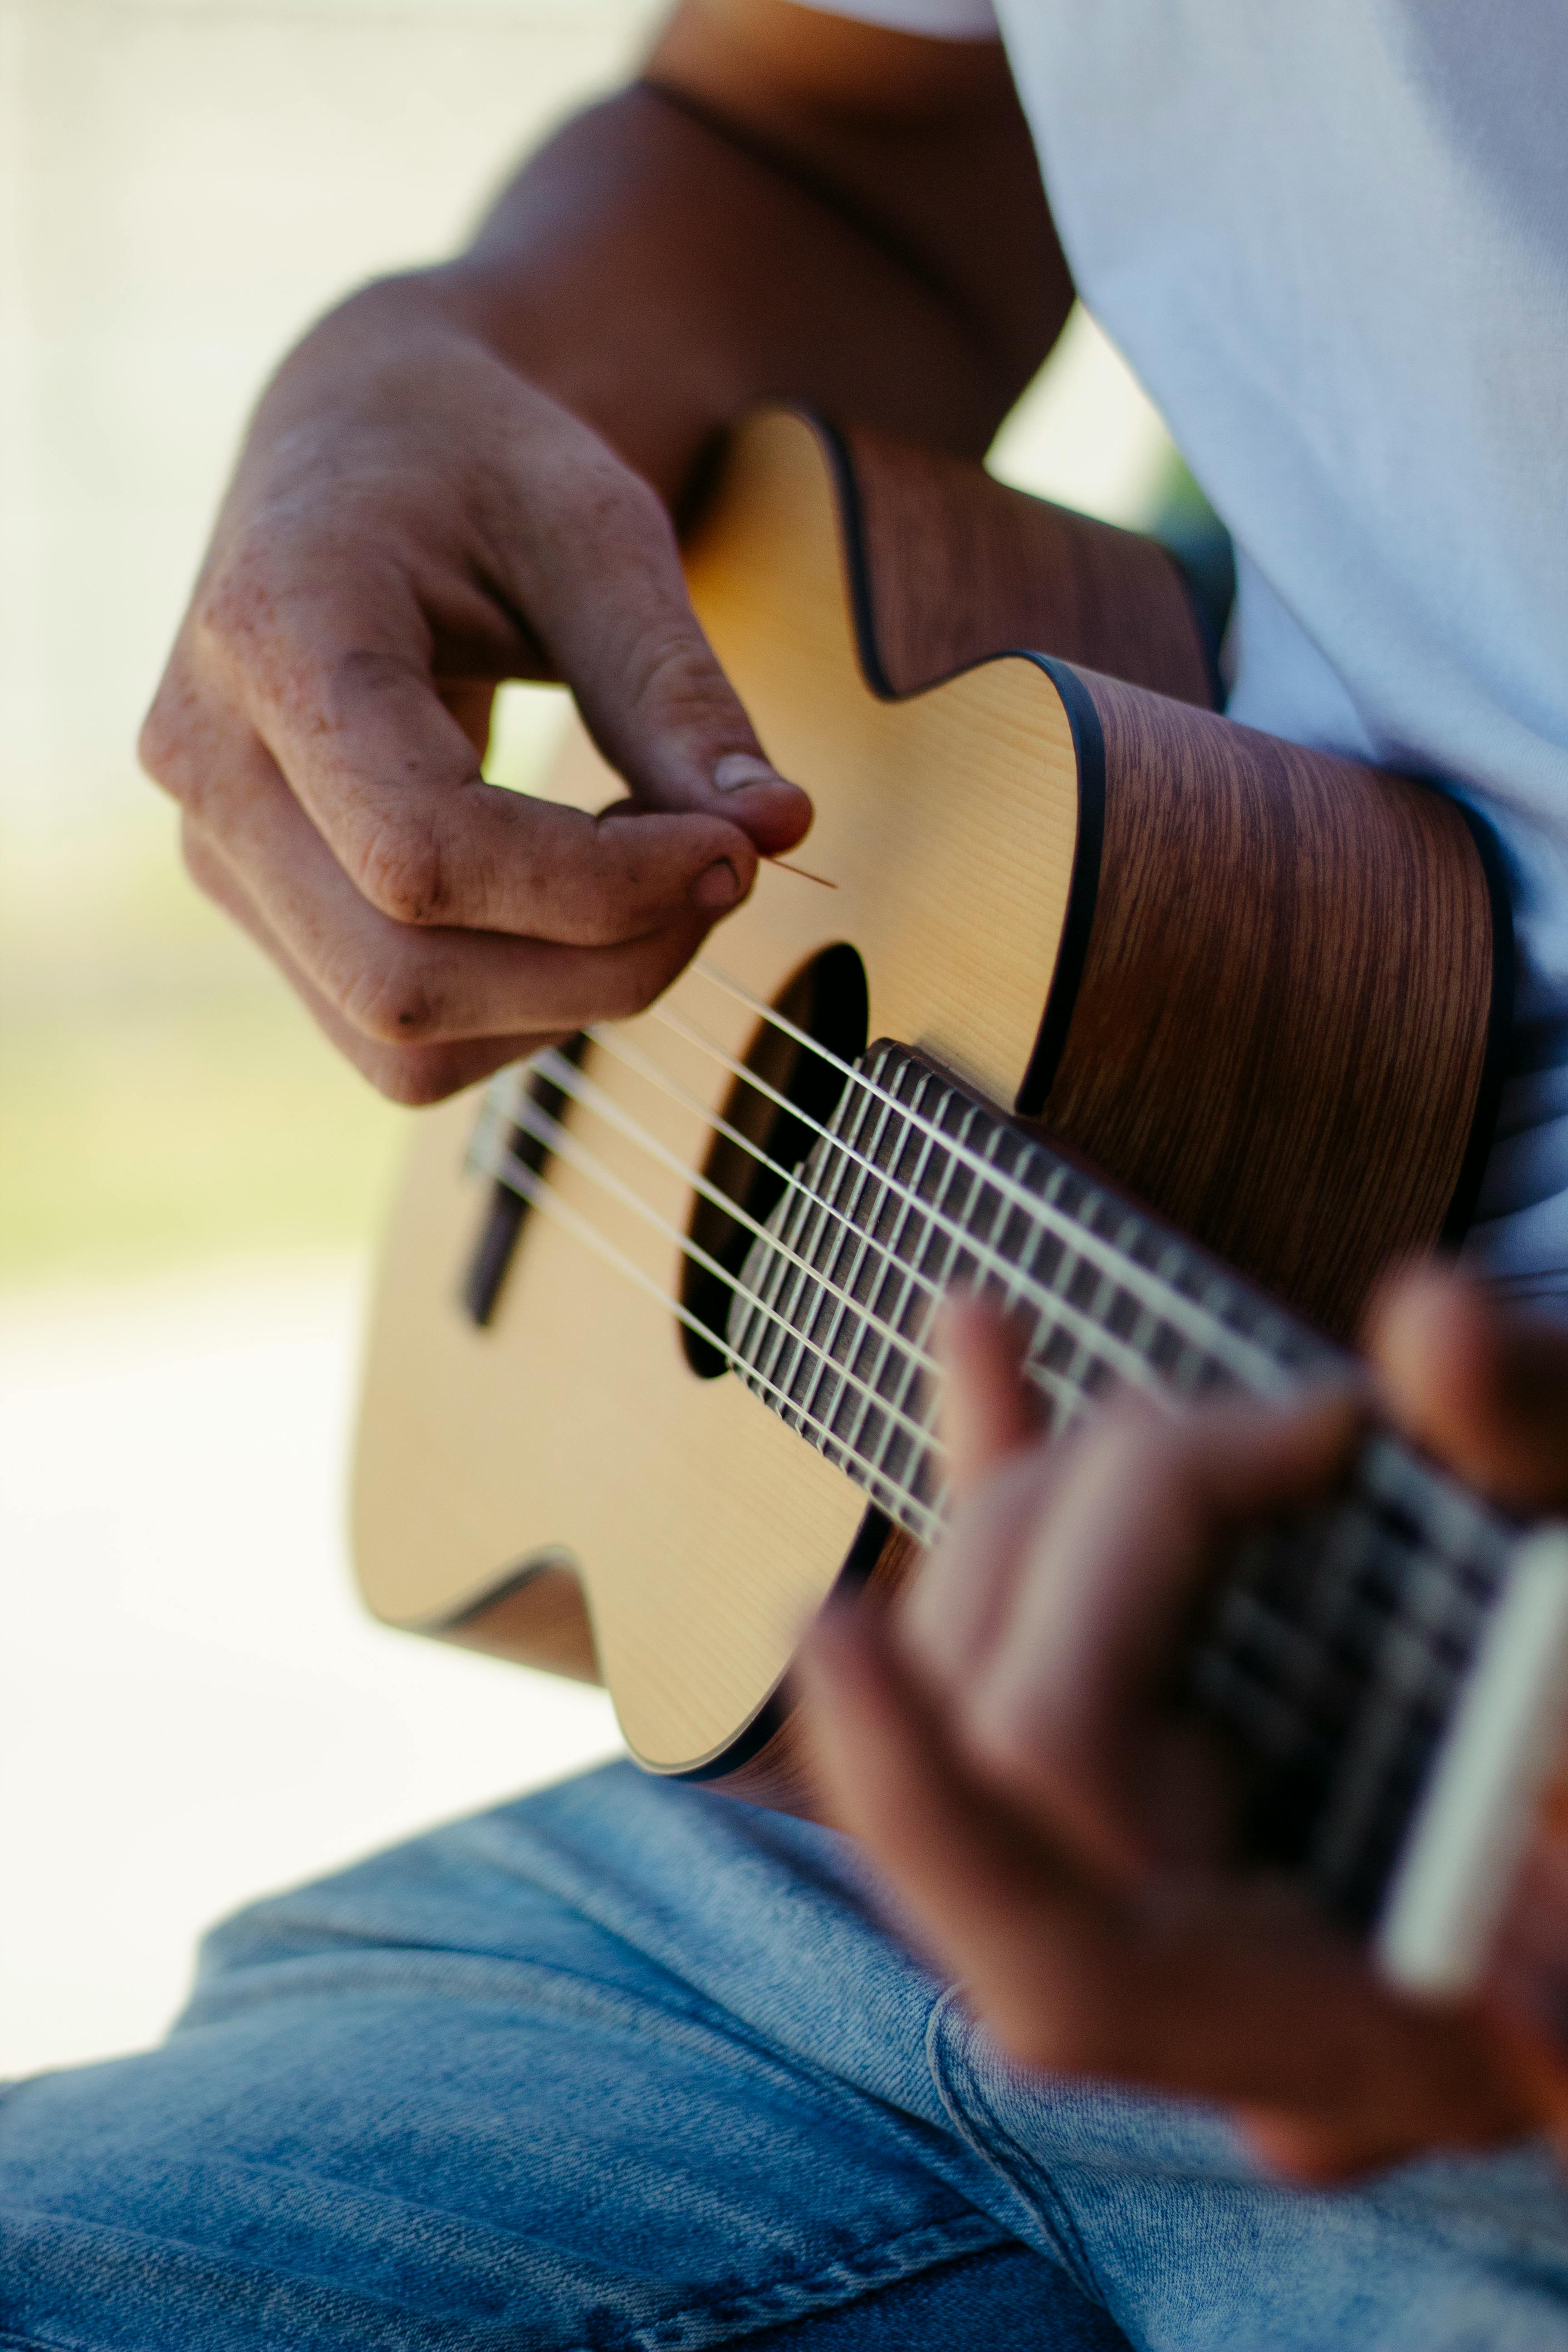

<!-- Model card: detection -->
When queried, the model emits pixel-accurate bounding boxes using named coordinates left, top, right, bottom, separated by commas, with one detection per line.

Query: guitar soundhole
left=681, top=942, right=869, bottom=1378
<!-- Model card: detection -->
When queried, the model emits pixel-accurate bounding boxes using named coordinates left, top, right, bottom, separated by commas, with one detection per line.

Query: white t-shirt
left=801, top=0, right=1568, bottom=1305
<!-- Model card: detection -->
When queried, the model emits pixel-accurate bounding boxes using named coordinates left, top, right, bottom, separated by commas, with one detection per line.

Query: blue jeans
left=4, top=1764, right=1568, bottom=2350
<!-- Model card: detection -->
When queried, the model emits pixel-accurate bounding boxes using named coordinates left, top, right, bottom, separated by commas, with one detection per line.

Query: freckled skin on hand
left=138, top=5, right=1058, bottom=1103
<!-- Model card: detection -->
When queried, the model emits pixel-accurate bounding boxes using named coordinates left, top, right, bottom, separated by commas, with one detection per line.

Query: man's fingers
left=956, top=1387, right=1363, bottom=1873
left=473, top=393, right=813, bottom=856
left=890, top=1301, right=1053, bottom=1693
left=1370, top=1264, right=1568, bottom=1513
left=187, top=732, right=722, bottom=1042
left=800, top=1603, right=1539, bottom=2161
left=147, top=373, right=813, bottom=945
left=896, top=1450, right=1059, bottom=1699
left=798, top=1601, right=1096, bottom=1986
left=181, top=821, right=559, bottom=1102
left=152, top=617, right=765, bottom=945
left=938, top=1294, right=1047, bottom=1492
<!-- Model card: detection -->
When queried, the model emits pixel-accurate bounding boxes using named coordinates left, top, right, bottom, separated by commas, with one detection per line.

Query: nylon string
left=524, top=1041, right=1181, bottom=1407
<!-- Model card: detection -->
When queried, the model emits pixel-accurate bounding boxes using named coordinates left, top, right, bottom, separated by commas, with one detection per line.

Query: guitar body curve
left=351, top=410, right=1507, bottom=1804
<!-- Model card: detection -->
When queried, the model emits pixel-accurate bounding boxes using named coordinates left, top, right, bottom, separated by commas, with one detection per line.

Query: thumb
left=512, top=410, right=813, bottom=857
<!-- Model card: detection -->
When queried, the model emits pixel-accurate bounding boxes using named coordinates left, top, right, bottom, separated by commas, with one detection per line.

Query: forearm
left=251, top=60, right=1068, bottom=514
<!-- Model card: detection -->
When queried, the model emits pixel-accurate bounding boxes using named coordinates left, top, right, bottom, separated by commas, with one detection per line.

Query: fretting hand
left=799, top=1267, right=1568, bottom=2182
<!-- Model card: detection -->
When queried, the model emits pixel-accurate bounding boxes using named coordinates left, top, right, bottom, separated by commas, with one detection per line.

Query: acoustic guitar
left=353, top=409, right=1568, bottom=1996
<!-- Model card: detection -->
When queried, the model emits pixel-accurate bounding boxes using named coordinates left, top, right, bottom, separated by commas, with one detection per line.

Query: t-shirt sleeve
left=783, top=0, right=1001, bottom=37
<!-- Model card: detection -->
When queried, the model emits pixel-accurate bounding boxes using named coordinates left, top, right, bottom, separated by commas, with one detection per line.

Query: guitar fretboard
left=727, top=1041, right=1516, bottom=1930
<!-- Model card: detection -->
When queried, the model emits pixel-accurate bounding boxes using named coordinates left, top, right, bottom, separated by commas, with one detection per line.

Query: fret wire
left=490, top=1028, right=1519, bottom=1921
left=884, top=1098, right=1005, bottom=1501
left=836, top=1073, right=977, bottom=1480
left=867, top=1089, right=1019, bottom=1491
left=564, top=1034, right=1213, bottom=1421
left=831, top=1087, right=946, bottom=1474
left=641, top=1003, right=1299, bottom=1397
left=694, top=969, right=1323, bottom=1395
left=533, top=1042, right=1072, bottom=1474
left=764, top=1082, right=908, bottom=1448
left=779, top=1077, right=945, bottom=1475
left=492, top=1098, right=945, bottom=1468
left=521, top=1048, right=951, bottom=1396
left=801, top=1096, right=916, bottom=1461
left=500, top=1034, right=1509, bottom=1639
left=808, top=1070, right=1136, bottom=1480
left=736, top=1132, right=854, bottom=1435
left=810, top=1071, right=948, bottom=1469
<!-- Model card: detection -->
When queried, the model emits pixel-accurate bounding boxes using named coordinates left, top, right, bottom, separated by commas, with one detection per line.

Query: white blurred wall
left=0, top=0, right=657, bottom=844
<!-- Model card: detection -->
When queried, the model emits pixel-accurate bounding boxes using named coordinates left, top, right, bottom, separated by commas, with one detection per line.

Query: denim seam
left=923, top=1991, right=1107, bottom=2310
left=0, top=2210, right=1009, bottom=2352
left=623, top=2208, right=1009, bottom=2352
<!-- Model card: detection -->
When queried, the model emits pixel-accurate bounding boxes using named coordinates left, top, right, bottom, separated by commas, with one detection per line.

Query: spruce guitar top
left=354, top=410, right=1568, bottom=1991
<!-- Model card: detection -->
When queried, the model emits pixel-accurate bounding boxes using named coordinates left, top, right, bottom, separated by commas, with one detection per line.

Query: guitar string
left=466, top=948, right=1331, bottom=1544
left=654, top=975, right=1509, bottom=1569
left=485, top=991, right=1520, bottom=1901
left=621, top=1003, right=1290, bottom=1398
left=571, top=1025, right=1101, bottom=1396
left=480, top=1029, right=1276, bottom=1518
left=477, top=1131, right=946, bottom=1539
left=521, top=1041, right=1185, bottom=1407
left=489, top=1082, right=1057, bottom=1466
left=510, top=1048, right=1169, bottom=1499
left=648, top=964, right=1302, bottom=1397
left=478, top=1058, right=1511, bottom=1870
left=524, top=1044, right=947, bottom=1383
left=479, top=1097, right=1506, bottom=1690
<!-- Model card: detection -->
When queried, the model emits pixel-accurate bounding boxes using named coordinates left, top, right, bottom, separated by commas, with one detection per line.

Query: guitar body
left=352, top=410, right=1505, bottom=1807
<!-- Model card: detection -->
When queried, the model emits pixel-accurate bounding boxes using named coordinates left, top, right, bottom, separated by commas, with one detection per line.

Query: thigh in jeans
left=0, top=1827, right=1122, bottom=2352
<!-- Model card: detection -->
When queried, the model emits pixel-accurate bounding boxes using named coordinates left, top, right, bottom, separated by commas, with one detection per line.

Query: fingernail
left=691, top=857, right=741, bottom=911
left=713, top=753, right=784, bottom=794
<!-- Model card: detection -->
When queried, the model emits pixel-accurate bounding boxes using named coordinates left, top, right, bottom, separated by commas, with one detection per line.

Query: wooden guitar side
left=352, top=410, right=1506, bottom=1807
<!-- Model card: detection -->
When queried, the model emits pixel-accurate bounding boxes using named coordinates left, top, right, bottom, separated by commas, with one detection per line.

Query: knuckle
left=575, top=450, right=671, bottom=549
left=333, top=945, right=442, bottom=1046
left=627, top=621, right=728, bottom=730
left=190, top=541, right=273, bottom=665
left=138, top=674, right=207, bottom=802
left=353, top=812, right=451, bottom=926
left=600, top=943, right=680, bottom=1022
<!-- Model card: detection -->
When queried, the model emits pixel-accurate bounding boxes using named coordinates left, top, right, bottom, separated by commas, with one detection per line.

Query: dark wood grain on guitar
left=839, top=421, right=1214, bottom=709
left=1046, top=672, right=1494, bottom=1338
left=444, top=1562, right=601, bottom=1684
left=831, top=418, right=1495, bottom=1339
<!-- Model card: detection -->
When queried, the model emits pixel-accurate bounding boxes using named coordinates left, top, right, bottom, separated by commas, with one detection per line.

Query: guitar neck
left=727, top=1039, right=1519, bottom=1934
